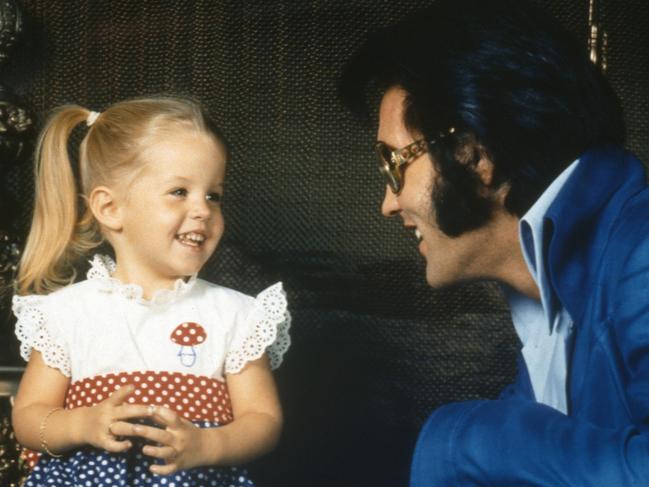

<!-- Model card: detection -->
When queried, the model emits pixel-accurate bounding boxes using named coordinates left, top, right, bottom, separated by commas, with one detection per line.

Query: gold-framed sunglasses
left=375, top=127, right=456, bottom=194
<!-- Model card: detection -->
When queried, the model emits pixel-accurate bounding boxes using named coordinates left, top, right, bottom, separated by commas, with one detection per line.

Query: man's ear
left=87, top=186, right=123, bottom=231
left=456, top=136, right=494, bottom=187
left=473, top=154, right=512, bottom=205
left=473, top=154, right=495, bottom=187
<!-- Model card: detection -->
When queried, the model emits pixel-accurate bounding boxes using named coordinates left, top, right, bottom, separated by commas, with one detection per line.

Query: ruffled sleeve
left=224, top=282, right=291, bottom=374
left=12, top=294, right=71, bottom=377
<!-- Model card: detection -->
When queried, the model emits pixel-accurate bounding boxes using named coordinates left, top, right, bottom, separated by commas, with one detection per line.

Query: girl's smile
left=109, top=129, right=226, bottom=298
left=176, top=231, right=207, bottom=248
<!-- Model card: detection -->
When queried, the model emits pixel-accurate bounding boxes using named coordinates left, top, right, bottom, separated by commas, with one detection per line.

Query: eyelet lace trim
left=225, top=282, right=291, bottom=374
left=87, top=254, right=197, bottom=306
left=12, top=295, right=71, bottom=377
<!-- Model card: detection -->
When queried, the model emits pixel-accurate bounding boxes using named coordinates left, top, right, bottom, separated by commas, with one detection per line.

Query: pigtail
left=17, top=106, right=101, bottom=295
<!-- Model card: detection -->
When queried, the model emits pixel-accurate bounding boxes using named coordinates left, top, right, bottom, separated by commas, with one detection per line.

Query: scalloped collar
left=86, top=254, right=197, bottom=306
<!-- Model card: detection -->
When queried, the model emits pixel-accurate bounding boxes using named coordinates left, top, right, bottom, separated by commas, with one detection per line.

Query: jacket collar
left=544, top=146, right=646, bottom=322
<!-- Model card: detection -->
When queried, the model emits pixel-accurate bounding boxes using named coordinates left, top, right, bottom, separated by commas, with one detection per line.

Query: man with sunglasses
left=342, top=0, right=649, bottom=485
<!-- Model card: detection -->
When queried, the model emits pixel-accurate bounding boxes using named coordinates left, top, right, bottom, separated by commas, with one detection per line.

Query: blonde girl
left=11, top=97, right=291, bottom=487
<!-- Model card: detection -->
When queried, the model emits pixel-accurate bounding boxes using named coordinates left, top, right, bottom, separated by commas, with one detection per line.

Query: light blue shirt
left=504, top=159, right=579, bottom=414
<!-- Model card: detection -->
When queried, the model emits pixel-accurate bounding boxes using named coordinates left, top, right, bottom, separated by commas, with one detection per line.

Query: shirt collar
left=86, top=254, right=197, bottom=306
left=518, top=158, right=580, bottom=333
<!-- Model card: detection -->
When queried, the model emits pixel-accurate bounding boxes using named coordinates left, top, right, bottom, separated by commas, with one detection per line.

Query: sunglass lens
left=375, top=143, right=400, bottom=193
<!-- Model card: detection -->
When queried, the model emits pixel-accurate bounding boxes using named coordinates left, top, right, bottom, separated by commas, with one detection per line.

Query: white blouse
left=13, top=255, right=291, bottom=382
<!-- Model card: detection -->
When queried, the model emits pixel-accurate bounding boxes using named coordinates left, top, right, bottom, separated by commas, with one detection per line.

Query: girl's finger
left=150, top=462, right=177, bottom=476
left=142, top=444, right=178, bottom=462
left=115, top=404, right=156, bottom=420
left=108, top=420, right=144, bottom=438
left=106, top=384, right=135, bottom=405
left=150, top=406, right=181, bottom=428
left=128, top=423, right=175, bottom=445
left=103, top=437, right=132, bottom=453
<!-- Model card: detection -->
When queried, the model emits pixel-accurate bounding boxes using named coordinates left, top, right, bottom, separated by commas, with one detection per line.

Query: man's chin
left=425, top=269, right=477, bottom=290
left=424, top=270, right=448, bottom=289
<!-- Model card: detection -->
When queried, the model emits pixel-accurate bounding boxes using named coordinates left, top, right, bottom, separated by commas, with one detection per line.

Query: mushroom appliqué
left=170, top=322, right=207, bottom=367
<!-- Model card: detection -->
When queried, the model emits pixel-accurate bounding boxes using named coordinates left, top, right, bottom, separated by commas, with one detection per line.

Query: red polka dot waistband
left=23, top=371, right=233, bottom=470
left=65, top=370, right=234, bottom=424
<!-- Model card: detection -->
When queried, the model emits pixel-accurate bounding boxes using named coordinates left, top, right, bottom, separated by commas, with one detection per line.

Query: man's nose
left=381, top=185, right=400, bottom=217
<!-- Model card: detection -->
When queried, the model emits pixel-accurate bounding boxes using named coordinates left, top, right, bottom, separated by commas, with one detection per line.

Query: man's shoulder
left=607, top=187, right=649, bottom=250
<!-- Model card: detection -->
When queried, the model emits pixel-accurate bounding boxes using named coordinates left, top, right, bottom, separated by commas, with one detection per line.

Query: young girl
left=11, top=97, right=291, bottom=486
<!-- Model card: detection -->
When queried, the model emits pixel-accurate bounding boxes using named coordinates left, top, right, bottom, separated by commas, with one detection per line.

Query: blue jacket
left=411, top=147, right=649, bottom=486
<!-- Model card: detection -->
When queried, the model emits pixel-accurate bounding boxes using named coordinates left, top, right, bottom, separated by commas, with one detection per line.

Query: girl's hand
left=135, top=406, right=208, bottom=475
left=80, top=384, right=153, bottom=452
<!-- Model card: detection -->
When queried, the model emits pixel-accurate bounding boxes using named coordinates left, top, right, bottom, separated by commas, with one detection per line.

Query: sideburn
left=431, top=138, right=494, bottom=237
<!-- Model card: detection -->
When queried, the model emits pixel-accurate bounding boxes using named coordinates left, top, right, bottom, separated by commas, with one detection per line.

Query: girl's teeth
left=178, top=232, right=205, bottom=244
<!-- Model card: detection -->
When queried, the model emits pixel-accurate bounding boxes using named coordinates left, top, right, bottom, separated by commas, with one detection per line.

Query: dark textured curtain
left=1, top=1, right=647, bottom=486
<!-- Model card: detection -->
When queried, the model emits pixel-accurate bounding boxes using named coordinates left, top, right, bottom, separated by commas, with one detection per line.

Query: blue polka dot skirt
left=24, top=421, right=255, bottom=487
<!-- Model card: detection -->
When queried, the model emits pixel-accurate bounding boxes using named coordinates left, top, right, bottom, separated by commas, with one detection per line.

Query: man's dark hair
left=340, top=0, right=625, bottom=236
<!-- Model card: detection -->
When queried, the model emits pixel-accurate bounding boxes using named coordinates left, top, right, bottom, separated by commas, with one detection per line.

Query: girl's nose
left=381, top=185, right=401, bottom=217
left=191, top=197, right=211, bottom=220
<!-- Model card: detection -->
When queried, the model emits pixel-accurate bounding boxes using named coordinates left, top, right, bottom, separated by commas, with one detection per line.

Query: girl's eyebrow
left=164, top=175, right=224, bottom=187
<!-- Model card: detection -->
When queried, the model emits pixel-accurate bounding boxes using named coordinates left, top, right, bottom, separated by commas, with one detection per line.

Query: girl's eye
left=171, top=188, right=187, bottom=197
left=206, top=192, right=222, bottom=204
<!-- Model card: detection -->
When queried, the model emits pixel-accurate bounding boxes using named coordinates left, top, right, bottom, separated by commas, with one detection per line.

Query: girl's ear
left=88, top=186, right=123, bottom=231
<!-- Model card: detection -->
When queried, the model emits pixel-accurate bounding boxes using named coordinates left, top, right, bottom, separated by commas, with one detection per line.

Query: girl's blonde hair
left=17, top=96, right=222, bottom=295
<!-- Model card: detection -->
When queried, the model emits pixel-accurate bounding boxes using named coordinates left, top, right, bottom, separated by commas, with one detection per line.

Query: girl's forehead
left=134, top=132, right=226, bottom=181
left=144, top=129, right=224, bottom=157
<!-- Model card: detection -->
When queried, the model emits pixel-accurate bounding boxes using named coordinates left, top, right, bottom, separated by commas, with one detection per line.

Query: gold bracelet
left=39, top=407, right=64, bottom=458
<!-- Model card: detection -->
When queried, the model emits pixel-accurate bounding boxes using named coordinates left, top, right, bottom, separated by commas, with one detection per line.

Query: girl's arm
left=135, top=354, right=283, bottom=475
left=207, top=353, right=283, bottom=462
left=12, top=350, right=152, bottom=454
